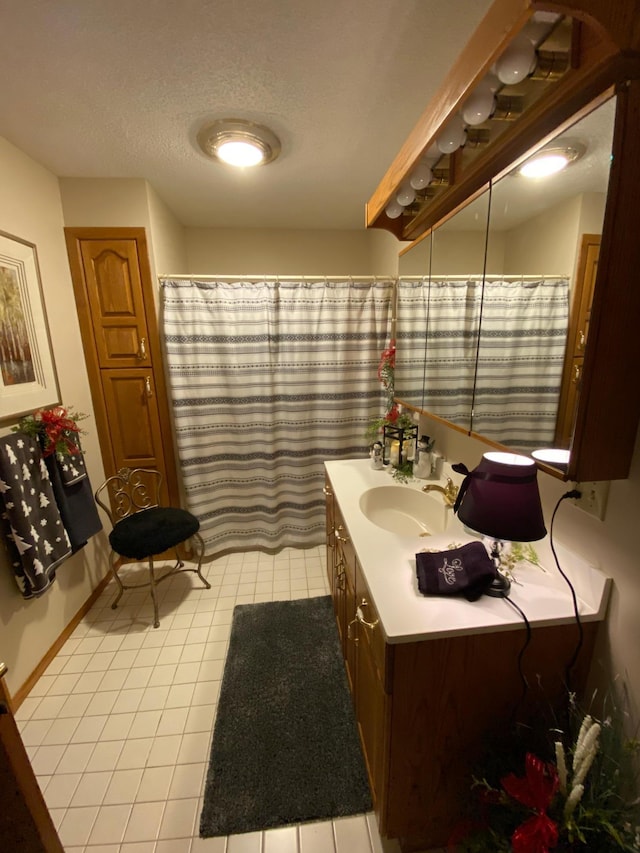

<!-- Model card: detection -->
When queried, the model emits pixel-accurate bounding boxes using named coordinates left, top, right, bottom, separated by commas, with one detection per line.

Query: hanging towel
left=45, top=443, right=102, bottom=553
left=0, top=433, right=71, bottom=598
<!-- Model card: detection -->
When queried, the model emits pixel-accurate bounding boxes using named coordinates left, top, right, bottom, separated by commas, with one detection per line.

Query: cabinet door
left=354, top=561, right=389, bottom=814
left=79, top=238, right=151, bottom=369
left=101, top=368, right=170, bottom=504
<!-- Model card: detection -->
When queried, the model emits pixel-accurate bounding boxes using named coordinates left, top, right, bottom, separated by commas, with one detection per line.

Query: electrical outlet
left=573, top=481, right=610, bottom=520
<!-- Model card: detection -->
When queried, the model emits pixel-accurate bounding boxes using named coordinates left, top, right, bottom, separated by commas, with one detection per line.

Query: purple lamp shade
left=453, top=452, right=547, bottom=542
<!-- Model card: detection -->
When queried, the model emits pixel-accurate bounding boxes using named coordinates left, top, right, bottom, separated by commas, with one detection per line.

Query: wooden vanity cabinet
left=325, top=485, right=598, bottom=851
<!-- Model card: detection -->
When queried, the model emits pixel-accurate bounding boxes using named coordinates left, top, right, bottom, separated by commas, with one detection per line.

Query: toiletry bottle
left=429, top=452, right=444, bottom=480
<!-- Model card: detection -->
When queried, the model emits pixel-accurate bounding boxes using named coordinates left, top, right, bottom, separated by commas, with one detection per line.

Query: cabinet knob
left=137, top=337, right=147, bottom=359
left=577, top=330, right=585, bottom=351
left=572, top=364, right=582, bottom=385
left=323, top=485, right=333, bottom=497
left=335, top=525, right=349, bottom=544
left=144, top=376, right=153, bottom=397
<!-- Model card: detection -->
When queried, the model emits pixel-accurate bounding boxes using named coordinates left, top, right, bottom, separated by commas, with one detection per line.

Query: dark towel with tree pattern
left=0, top=433, right=71, bottom=598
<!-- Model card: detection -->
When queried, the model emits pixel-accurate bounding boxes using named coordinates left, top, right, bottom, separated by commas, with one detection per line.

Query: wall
left=185, top=227, right=377, bottom=275
left=0, top=140, right=109, bottom=696
left=418, top=412, right=640, bottom=720
left=502, top=192, right=606, bottom=279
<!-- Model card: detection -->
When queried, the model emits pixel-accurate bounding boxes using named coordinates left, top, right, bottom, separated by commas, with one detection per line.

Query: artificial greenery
left=452, top=692, right=640, bottom=853
left=12, top=405, right=87, bottom=457
left=366, top=339, right=417, bottom=482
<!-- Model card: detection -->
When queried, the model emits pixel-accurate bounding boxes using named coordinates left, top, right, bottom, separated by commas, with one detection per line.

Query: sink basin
left=358, top=485, right=450, bottom=537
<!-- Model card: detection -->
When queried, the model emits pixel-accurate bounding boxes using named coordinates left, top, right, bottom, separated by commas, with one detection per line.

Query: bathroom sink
left=358, top=485, right=450, bottom=537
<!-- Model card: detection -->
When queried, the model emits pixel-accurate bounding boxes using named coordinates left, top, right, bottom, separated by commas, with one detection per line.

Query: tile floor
left=16, top=546, right=403, bottom=853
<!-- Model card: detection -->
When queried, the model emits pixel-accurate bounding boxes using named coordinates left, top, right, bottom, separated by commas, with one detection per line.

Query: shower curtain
left=396, top=278, right=484, bottom=428
left=471, top=277, right=570, bottom=448
left=160, top=278, right=392, bottom=553
left=396, top=276, right=569, bottom=447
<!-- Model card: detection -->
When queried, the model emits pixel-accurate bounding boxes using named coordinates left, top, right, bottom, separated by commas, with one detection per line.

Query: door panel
left=80, top=240, right=151, bottom=368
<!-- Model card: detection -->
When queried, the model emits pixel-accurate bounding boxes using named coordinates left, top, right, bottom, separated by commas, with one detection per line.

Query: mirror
left=395, top=189, right=491, bottom=431
left=395, top=95, right=616, bottom=473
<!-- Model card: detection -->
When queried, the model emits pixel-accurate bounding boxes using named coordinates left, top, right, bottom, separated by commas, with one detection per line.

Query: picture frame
left=0, top=230, right=60, bottom=421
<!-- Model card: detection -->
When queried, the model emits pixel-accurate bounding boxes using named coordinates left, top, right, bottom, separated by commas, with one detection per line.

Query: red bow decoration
left=501, top=753, right=559, bottom=853
left=377, top=339, right=396, bottom=383
left=36, top=406, right=81, bottom=456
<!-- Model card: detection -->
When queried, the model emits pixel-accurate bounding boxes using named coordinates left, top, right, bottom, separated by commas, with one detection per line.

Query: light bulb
left=215, top=139, right=265, bottom=167
left=396, top=183, right=416, bottom=207
left=519, top=152, right=570, bottom=178
left=495, top=36, right=536, bottom=86
left=461, top=88, right=495, bottom=126
left=385, top=199, right=404, bottom=219
left=436, top=114, right=467, bottom=154
left=409, top=163, right=432, bottom=190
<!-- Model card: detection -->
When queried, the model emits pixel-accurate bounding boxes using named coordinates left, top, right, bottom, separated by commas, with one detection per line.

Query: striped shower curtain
left=396, top=276, right=569, bottom=447
left=396, top=278, right=484, bottom=429
left=160, top=278, right=392, bottom=554
left=471, top=277, right=570, bottom=449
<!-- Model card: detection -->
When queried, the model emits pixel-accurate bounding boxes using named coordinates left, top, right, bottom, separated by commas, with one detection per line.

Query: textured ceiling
left=0, top=0, right=493, bottom=230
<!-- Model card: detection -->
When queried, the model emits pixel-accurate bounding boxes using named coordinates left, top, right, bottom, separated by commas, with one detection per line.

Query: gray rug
left=199, top=595, right=372, bottom=837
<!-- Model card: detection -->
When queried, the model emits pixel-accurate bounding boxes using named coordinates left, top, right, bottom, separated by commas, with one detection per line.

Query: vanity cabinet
left=324, top=476, right=599, bottom=851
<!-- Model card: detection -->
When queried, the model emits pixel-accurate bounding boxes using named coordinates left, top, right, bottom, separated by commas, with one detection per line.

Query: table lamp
left=452, top=452, right=547, bottom=597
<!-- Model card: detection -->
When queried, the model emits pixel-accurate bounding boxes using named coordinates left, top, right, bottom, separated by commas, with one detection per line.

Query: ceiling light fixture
left=518, top=142, right=585, bottom=178
left=197, top=119, right=281, bottom=168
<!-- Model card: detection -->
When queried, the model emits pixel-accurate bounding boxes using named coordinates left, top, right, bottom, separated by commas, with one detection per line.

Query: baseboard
left=11, top=571, right=112, bottom=712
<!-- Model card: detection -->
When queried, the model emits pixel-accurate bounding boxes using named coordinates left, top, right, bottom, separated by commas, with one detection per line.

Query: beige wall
left=0, top=140, right=109, bottom=696
left=184, top=227, right=377, bottom=275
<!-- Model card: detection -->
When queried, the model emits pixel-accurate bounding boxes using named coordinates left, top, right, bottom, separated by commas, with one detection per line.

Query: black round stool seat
left=109, top=507, right=200, bottom=560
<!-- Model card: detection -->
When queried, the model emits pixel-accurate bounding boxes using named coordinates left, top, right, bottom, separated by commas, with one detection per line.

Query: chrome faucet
left=422, top=477, right=459, bottom=508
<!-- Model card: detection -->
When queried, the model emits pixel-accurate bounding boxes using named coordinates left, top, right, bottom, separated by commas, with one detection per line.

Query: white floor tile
left=42, top=771, right=82, bottom=808
left=156, top=837, right=194, bottom=852
left=103, top=768, right=145, bottom=805
left=136, top=765, right=174, bottom=802
left=158, top=796, right=199, bottom=838
left=57, top=804, right=100, bottom=847
left=69, top=769, right=113, bottom=806
left=191, top=835, right=228, bottom=852
left=168, top=762, right=206, bottom=799
left=263, top=825, right=299, bottom=853
left=227, top=831, right=263, bottom=852
left=333, top=815, right=373, bottom=853
left=123, top=800, right=166, bottom=843
left=299, top=821, right=336, bottom=853
left=88, top=802, right=133, bottom=845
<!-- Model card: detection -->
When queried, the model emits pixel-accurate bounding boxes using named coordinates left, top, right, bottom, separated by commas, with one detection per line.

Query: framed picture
left=0, top=230, right=60, bottom=421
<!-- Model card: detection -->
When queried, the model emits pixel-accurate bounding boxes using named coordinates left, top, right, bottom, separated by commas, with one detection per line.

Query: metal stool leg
left=192, top=532, right=211, bottom=589
left=148, top=557, right=160, bottom=628
left=110, top=552, right=125, bottom=610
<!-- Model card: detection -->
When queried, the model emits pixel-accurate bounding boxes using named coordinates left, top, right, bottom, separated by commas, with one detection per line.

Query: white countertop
left=325, top=458, right=611, bottom=644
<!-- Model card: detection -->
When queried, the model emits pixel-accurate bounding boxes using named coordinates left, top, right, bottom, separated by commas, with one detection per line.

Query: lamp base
left=485, top=572, right=511, bottom=598
left=486, top=539, right=511, bottom=598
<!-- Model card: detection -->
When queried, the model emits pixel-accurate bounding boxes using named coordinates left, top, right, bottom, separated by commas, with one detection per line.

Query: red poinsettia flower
left=501, top=753, right=559, bottom=853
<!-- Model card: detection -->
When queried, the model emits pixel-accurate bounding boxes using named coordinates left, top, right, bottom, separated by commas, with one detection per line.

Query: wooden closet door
left=65, top=228, right=179, bottom=506
left=555, top=234, right=601, bottom=448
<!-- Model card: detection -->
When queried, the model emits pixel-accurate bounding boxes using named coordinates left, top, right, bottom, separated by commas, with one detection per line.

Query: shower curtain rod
left=159, top=273, right=567, bottom=282
left=418, top=273, right=568, bottom=280
left=158, top=274, right=396, bottom=282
